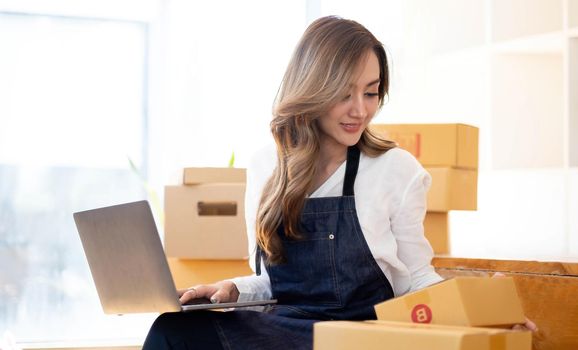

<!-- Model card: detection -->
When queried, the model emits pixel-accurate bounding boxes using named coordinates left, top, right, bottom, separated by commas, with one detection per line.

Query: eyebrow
left=366, top=78, right=380, bottom=87
left=351, top=79, right=380, bottom=88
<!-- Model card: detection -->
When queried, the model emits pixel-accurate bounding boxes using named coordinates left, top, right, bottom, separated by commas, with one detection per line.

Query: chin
left=341, top=135, right=363, bottom=147
left=324, top=130, right=364, bottom=148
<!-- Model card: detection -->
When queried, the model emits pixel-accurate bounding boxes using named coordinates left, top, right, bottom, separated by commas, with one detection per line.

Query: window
left=0, top=12, right=154, bottom=342
left=0, top=0, right=317, bottom=344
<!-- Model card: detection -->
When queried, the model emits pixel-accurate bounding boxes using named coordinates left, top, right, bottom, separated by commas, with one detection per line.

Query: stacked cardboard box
left=371, top=124, right=479, bottom=254
left=314, top=277, right=532, bottom=349
left=373, top=277, right=524, bottom=327
left=164, top=168, right=251, bottom=288
left=315, top=321, right=530, bottom=350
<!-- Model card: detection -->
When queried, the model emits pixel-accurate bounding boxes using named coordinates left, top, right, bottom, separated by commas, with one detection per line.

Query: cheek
left=328, top=104, right=348, bottom=119
left=317, top=115, right=336, bottom=134
left=321, top=107, right=346, bottom=128
left=367, top=101, right=379, bottom=119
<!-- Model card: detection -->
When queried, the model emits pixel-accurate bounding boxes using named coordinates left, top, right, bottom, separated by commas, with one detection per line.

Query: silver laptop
left=73, top=200, right=276, bottom=314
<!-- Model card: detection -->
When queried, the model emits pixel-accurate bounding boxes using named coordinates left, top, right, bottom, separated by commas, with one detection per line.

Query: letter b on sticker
left=411, top=304, right=432, bottom=323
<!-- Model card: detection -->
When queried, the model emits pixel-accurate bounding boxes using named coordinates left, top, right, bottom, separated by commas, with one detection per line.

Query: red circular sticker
left=411, top=304, right=432, bottom=323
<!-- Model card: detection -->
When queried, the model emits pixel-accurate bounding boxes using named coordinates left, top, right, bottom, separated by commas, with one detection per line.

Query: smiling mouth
left=340, top=123, right=361, bottom=132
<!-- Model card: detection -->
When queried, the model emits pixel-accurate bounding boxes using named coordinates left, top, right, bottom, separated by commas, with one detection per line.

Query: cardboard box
left=370, top=123, right=478, bottom=169
left=427, top=167, right=478, bottom=211
left=167, top=258, right=252, bottom=289
left=164, top=184, right=248, bottom=259
left=314, top=321, right=531, bottom=350
left=374, top=277, right=526, bottom=327
left=183, top=167, right=246, bottom=185
left=424, top=212, right=449, bottom=254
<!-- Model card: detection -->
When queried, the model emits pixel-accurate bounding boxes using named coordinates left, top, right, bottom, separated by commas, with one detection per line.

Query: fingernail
left=210, top=297, right=219, bottom=304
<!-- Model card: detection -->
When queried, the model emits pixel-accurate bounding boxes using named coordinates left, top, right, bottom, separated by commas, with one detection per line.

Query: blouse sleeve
left=227, top=145, right=275, bottom=302
left=390, top=168, right=444, bottom=292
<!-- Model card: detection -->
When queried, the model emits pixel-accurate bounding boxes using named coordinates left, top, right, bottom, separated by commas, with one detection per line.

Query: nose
left=349, top=94, right=367, bottom=119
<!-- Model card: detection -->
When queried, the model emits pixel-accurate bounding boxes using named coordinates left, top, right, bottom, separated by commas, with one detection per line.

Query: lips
left=340, top=123, right=361, bottom=133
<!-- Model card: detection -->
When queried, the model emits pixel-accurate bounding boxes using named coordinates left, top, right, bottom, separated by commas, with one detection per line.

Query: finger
left=179, top=286, right=200, bottom=304
left=176, top=288, right=190, bottom=297
left=209, top=288, right=231, bottom=304
left=511, top=324, right=525, bottom=331
left=193, top=284, right=219, bottom=299
left=179, top=284, right=220, bottom=304
left=524, top=317, right=539, bottom=332
left=210, top=282, right=240, bottom=304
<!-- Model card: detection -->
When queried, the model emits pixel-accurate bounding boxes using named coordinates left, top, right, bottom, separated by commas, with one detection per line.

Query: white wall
left=148, top=0, right=578, bottom=260
left=147, top=1, right=306, bottom=189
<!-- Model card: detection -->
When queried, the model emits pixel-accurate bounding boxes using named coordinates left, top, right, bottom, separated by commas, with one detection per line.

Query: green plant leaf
left=228, top=151, right=235, bottom=168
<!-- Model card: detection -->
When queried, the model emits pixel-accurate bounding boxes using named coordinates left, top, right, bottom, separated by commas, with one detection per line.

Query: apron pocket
left=268, top=231, right=341, bottom=306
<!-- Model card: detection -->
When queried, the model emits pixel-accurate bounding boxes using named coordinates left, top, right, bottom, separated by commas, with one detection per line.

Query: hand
left=492, top=272, right=539, bottom=332
left=178, top=280, right=240, bottom=305
left=512, top=317, right=539, bottom=332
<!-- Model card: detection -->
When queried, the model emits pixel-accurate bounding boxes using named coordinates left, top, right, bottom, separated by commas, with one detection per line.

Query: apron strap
left=342, top=145, right=360, bottom=196
left=255, top=245, right=262, bottom=276
left=255, top=145, right=361, bottom=276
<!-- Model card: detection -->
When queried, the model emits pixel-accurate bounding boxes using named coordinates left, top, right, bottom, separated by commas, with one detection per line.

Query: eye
left=365, top=92, right=379, bottom=98
left=342, top=94, right=351, bottom=101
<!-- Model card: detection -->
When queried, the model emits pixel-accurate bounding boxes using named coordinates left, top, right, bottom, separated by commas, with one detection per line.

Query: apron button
left=329, top=233, right=335, bottom=240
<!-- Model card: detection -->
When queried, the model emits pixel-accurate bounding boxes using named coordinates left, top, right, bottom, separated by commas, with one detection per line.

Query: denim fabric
left=142, top=311, right=224, bottom=349
left=266, top=192, right=394, bottom=321
left=143, top=146, right=394, bottom=349
left=143, top=310, right=315, bottom=350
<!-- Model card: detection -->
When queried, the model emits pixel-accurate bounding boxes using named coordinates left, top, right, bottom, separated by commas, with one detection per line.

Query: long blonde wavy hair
left=256, top=16, right=396, bottom=264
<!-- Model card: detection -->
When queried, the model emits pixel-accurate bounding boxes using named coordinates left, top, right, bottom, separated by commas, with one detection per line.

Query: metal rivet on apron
left=329, top=233, right=335, bottom=240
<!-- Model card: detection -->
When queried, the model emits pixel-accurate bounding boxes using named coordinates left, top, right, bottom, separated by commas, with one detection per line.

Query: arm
left=390, top=168, right=443, bottom=292
left=225, top=145, right=276, bottom=302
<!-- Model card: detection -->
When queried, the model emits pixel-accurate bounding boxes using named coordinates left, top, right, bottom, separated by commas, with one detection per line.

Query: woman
left=145, top=15, right=447, bottom=349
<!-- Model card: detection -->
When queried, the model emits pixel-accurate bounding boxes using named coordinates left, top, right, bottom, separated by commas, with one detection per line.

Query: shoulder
left=359, top=147, right=430, bottom=193
left=362, top=147, right=424, bottom=176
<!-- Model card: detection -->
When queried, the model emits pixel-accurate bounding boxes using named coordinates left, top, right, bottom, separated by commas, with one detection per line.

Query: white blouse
left=230, top=143, right=443, bottom=303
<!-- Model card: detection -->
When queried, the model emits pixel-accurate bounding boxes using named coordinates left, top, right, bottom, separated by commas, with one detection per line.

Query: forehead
left=350, top=51, right=380, bottom=87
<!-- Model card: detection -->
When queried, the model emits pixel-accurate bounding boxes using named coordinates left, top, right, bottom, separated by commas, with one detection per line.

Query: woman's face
left=317, top=51, right=381, bottom=152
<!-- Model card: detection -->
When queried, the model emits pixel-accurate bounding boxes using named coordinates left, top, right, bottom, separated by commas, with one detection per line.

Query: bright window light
left=0, top=12, right=152, bottom=343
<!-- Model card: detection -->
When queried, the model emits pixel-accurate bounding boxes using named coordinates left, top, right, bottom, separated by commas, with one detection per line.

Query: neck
left=307, top=140, right=348, bottom=196
left=318, top=138, right=348, bottom=171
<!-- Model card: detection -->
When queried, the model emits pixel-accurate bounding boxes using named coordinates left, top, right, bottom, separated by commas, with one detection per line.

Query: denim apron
left=262, top=144, right=394, bottom=320
left=143, top=146, right=395, bottom=350
left=209, top=145, right=394, bottom=349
